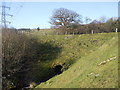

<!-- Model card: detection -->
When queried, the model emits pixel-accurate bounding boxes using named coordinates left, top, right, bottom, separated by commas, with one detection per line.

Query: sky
left=0, top=2, right=118, bottom=29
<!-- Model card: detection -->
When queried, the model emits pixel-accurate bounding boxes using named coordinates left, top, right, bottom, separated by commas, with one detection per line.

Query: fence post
left=65, top=31, right=67, bottom=35
left=73, top=31, right=74, bottom=35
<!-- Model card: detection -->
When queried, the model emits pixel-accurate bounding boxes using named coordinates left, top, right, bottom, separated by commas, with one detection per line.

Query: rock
left=29, top=82, right=37, bottom=88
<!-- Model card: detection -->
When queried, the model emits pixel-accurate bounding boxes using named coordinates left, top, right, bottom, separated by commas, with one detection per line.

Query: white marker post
left=115, top=28, right=118, bottom=32
left=91, top=30, right=93, bottom=34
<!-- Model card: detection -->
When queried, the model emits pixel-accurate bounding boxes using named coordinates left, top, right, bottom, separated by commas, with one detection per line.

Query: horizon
left=0, top=2, right=118, bottom=29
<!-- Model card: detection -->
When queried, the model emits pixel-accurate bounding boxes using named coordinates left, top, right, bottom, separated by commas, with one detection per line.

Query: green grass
left=32, top=32, right=118, bottom=88
left=31, top=29, right=56, bottom=35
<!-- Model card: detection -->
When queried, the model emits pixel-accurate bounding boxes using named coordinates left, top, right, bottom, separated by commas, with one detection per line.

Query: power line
left=8, top=2, right=24, bottom=28
left=0, top=1, right=13, bottom=28
left=11, top=3, right=24, bottom=21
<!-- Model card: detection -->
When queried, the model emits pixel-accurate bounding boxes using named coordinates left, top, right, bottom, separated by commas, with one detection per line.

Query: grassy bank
left=34, top=32, right=118, bottom=88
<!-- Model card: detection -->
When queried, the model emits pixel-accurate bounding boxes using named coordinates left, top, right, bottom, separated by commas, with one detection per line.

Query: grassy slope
left=31, top=29, right=56, bottom=35
left=34, top=32, right=118, bottom=88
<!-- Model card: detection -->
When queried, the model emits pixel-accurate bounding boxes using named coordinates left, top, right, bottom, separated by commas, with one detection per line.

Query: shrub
left=2, top=28, right=37, bottom=89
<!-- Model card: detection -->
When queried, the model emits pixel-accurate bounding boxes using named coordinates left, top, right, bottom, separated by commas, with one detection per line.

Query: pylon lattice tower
left=0, top=2, right=12, bottom=28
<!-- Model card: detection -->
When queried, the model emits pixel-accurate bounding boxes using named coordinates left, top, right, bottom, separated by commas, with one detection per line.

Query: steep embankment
left=35, top=32, right=118, bottom=88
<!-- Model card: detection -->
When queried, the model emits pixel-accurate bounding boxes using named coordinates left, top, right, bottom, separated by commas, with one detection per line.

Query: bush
left=2, top=28, right=37, bottom=90
left=2, top=28, right=62, bottom=89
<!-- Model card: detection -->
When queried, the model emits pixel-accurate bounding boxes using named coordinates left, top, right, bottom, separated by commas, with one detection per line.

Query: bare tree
left=99, top=16, right=107, bottom=23
left=50, top=8, right=82, bottom=28
left=84, top=17, right=91, bottom=24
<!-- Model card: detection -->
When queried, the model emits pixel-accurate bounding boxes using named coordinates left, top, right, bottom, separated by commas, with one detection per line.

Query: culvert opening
left=53, top=64, right=63, bottom=75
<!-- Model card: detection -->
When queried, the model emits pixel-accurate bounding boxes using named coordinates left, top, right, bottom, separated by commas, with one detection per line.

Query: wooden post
left=57, top=32, right=59, bottom=35
left=65, top=31, right=67, bottom=35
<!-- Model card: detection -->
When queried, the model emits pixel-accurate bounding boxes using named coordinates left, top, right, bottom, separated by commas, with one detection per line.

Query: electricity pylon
left=0, top=1, right=13, bottom=28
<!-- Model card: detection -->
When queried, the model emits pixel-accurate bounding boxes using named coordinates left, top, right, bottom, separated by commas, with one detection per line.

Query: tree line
left=50, top=8, right=119, bottom=35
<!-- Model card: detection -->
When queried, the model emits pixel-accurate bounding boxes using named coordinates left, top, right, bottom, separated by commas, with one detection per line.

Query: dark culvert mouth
left=52, top=64, right=63, bottom=75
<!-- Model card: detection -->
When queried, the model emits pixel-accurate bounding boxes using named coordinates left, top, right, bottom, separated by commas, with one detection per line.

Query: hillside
left=33, top=32, right=118, bottom=88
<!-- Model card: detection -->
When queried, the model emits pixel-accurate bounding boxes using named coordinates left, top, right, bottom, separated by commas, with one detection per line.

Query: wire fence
left=20, top=28, right=118, bottom=36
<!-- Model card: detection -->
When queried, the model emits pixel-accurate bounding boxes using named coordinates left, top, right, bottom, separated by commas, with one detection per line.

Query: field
left=26, top=30, right=118, bottom=88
